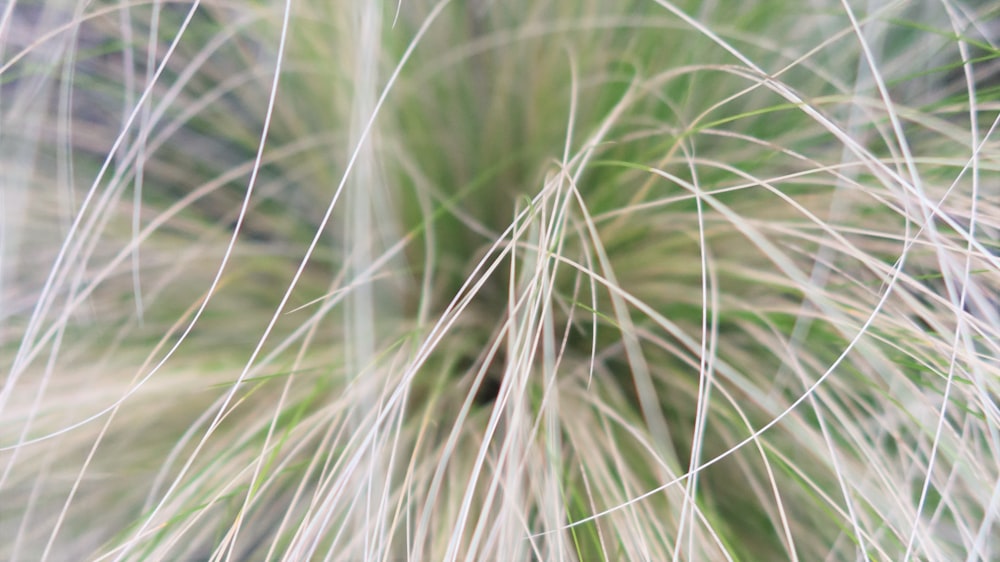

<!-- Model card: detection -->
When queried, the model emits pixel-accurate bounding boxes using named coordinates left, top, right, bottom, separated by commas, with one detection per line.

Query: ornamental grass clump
left=1, top=0, right=998, bottom=560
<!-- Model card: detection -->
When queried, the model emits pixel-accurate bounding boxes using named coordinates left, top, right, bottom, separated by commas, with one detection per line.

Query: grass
left=2, top=0, right=998, bottom=560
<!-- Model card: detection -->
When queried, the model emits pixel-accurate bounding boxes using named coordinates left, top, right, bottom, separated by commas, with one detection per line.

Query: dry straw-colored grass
left=1, top=0, right=998, bottom=560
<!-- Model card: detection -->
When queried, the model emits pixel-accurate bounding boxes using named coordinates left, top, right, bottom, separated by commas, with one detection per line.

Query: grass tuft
left=2, top=0, right=998, bottom=560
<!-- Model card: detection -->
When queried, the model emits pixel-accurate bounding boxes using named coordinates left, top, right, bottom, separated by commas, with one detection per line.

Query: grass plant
left=1, top=0, right=999, bottom=559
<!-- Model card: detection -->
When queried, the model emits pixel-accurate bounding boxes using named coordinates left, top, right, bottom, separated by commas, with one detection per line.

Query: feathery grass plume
left=1, top=0, right=998, bottom=559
